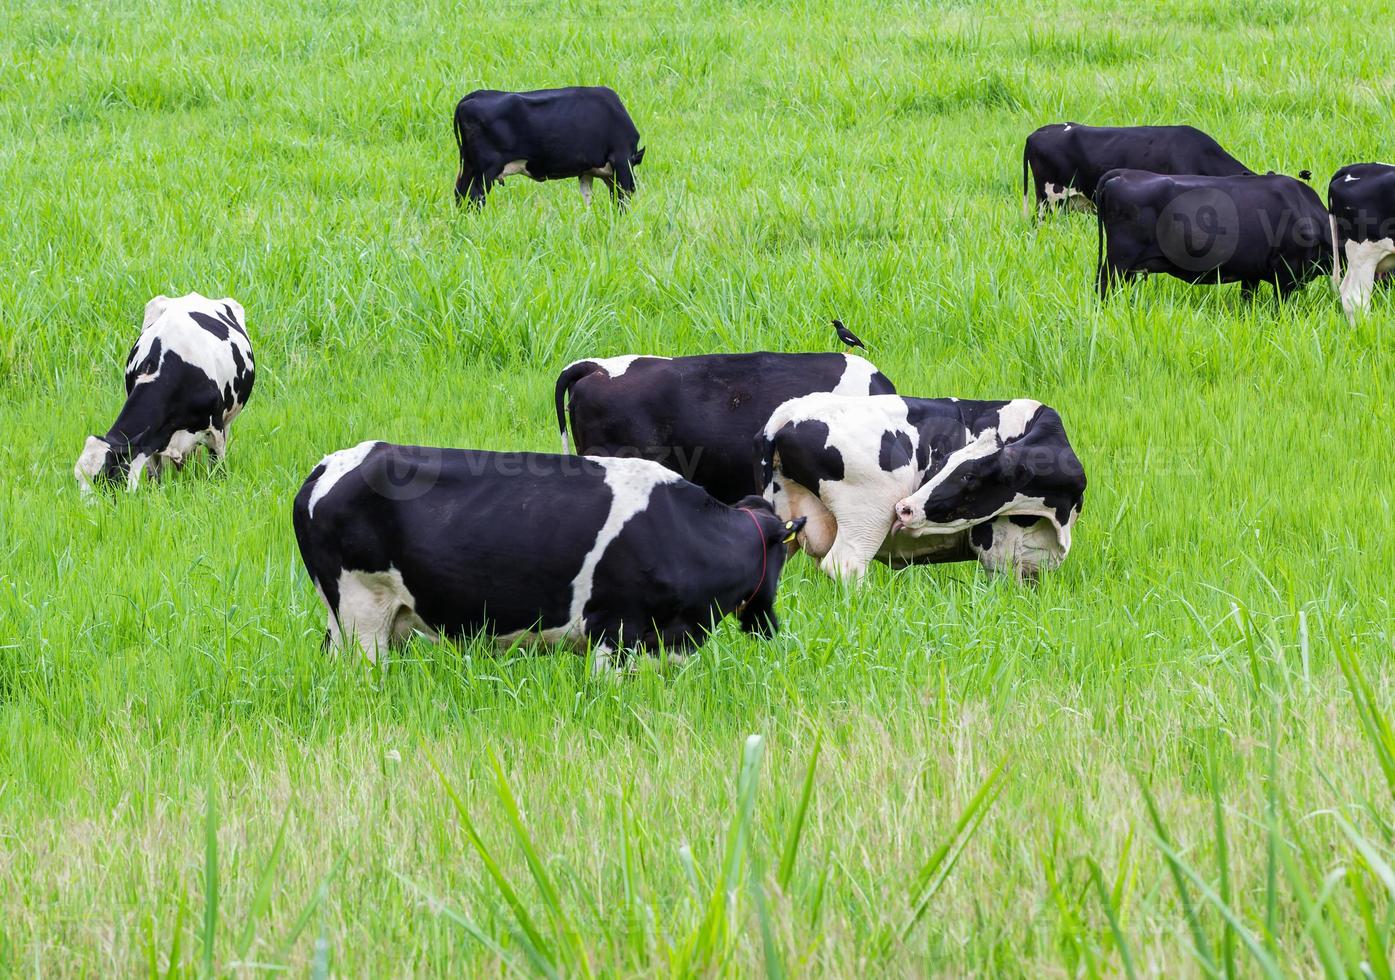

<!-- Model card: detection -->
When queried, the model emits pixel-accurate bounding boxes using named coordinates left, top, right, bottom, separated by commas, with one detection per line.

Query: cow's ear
left=142, top=295, right=171, bottom=330
left=782, top=517, right=806, bottom=544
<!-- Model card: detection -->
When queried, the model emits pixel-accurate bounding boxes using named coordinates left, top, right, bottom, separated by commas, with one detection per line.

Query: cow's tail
left=553, top=360, right=601, bottom=453
left=1094, top=189, right=1108, bottom=298
left=1329, top=212, right=1342, bottom=288
left=753, top=429, right=777, bottom=498
left=452, top=101, right=470, bottom=199
left=1022, top=142, right=1031, bottom=220
left=291, top=468, right=343, bottom=647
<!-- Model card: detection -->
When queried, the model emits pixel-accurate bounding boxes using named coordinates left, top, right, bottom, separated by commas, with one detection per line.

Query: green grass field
left=3, top=0, right=1394, bottom=974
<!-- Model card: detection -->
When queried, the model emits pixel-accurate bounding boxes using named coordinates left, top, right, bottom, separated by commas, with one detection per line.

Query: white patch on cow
left=973, top=513, right=1072, bottom=579
left=142, top=295, right=170, bottom=330
left=333, top=566, right=436, bottom=662
left=1344, top=173, right=1360, bottom=182
left=829, top=354, right=882, bottom=396
left=577, top=354, right=670, bottom=381
left=74, top=436, right=110, bottom=496
left=568, top=457, right=680, bottom=622
left=1040, top=182, right=1092, bottom=215
left=307, top=440, right=379, bottom=518
left=578, top=174, right=593, bottom=206
left=500, top=159, right=530, bottom=178
left=995, top=399, right=1043, bottom=441
left=764, top=393, right=923, bottom=582
left=1063, top=124, right=1072, bottom=131
left=125, top=453, right=152, bottom=491
left=495, top=456, right=681, bottom=648
left=1339, top=237, right=1395, bottom=317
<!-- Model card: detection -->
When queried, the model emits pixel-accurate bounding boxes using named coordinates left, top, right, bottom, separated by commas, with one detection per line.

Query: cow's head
left=731, top=496, right=805, bottom=637
left=74, top=435, right=156, bottom=495
left=891, top=403, right=1085, bottom=551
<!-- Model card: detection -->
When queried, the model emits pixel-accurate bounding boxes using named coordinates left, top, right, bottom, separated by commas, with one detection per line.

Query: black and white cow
left=453, top=86, right=644, bottom=207
left=1024, top=123, right=1252, bottom=217
left=1095, top=169, right=1331, bottom=299
left=1328, top=163, right=1395, bottom=317
left=757, top=394, right=1085, bottom=582
left=75, top=292, right=254, bottom=493
left=292, top=442, right=805, bottom=666
left=554, top=351, right=896, bottom=504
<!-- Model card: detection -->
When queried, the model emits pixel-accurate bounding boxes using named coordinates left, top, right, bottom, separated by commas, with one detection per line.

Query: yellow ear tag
left=782, top=520, right=798, bottom=543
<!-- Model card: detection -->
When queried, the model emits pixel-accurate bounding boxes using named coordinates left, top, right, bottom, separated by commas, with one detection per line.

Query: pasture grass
left=2, top=0, right=1394, bottom=973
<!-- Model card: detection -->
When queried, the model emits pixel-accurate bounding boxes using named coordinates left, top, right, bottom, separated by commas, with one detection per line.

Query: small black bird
left=831, top=319, right=866, bottom=350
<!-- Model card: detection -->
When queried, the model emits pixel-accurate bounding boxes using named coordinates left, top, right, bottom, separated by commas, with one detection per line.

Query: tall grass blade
left=425, top=749, right=558, bottom=977
left=777, top=732, right=821, bottom=891
left=1137, top=775, right=1219, bottom=976
left=1086, top=858, right=1138, bottom=980
left=895, top=760, right=1007, bottom=948
left=486, top=748, right=593, bottom=979
left=235, top=802, right=293, bottom=963
left=1207, top=741, right=1237, bottom=980
left=1149, top=834, right=1281, bottom=979
left=750, top=860, right=786, bottom=980
left=202, top=783, right=219, bottom=978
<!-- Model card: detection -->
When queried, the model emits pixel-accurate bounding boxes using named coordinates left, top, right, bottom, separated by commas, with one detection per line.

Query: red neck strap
left=737, top=508, right=768, bottom=607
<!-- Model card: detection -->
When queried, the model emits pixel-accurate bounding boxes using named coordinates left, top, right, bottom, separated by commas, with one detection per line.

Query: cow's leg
left=972, top=517, right=1064, bottom=582
left=206, top=427, right=227, bottom=462
left=1339, top=239, right=1395, bottom=318
left=578, top=174, right=594, bottom=206
left=771, top=478, right=836, bottom=560
left=816, top=484, right=897, bottom=583
left=334, top=569, right=426, bottom=664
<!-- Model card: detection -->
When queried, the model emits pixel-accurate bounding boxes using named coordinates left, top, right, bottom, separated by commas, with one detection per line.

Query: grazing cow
left=1095, top=169, right=1331, bottom=299
left=1328, top=163, right=1395, bottom=317
left=453, top=86, right=644, bottom=207
left=554, top=350, right=896, bottom=504
left=1023, top=123, right=1252, bottom=217
left=757, top=394, right=1085, bottom=582
left=75, top=293, right=254, bottom=493
left=292, top=443, right=806, bottom=666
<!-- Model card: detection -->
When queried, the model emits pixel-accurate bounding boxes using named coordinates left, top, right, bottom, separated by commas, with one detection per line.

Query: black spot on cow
left=189, top=304, right=245, bottom=341
left=970, top=522, right=995, bottom=551
left=123, top=336, right=162, bottom=396
left=1009, top=515, right=1039, bottom=527
left=772, top=420, right=844, bottom=492
left=878, top=430, right=914, bottom=472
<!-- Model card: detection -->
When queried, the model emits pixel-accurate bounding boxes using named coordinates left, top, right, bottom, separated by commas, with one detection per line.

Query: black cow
left=453, top=86, right=644, bottom=207
left=1023, top=123, right=1252, bottom=217
left=75, top=293, right=255, bottom=493
left=292, top=442, right=805, bottom=666
left=758, top=394, right=1084, bottom=581
left=1328, top=163, right=1395, bottom=317
left=1095, top=169, right=1331, bottom=299
left=554, top=351, right=896, bottom=504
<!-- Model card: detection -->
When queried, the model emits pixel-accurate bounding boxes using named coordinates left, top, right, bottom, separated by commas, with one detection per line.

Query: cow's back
left=570, top=352, right=893, bottom=502
left=295, top=443, right=618, bottom=636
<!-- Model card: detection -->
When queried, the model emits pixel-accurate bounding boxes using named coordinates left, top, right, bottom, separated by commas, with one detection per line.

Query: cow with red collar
left=292, top=442, right=805, bottom=667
